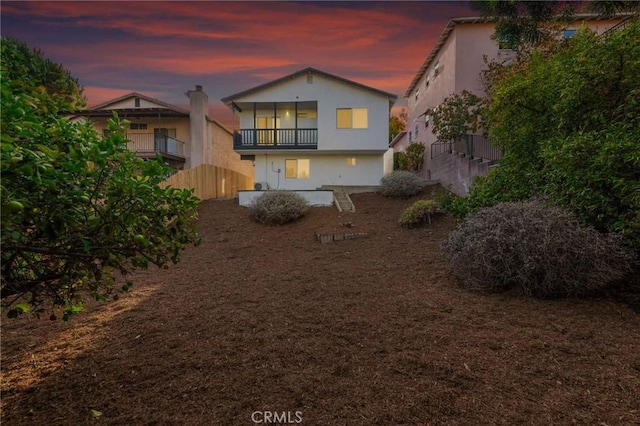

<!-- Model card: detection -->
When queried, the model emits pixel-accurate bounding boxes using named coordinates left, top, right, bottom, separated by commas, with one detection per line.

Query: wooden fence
left=160, top=164, right=254, bottom=200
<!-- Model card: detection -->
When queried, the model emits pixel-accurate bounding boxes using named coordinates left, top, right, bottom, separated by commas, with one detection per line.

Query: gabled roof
left=88, top=92, right=190, bottom=115
left=403, top=13, right=632, bottom=98
left=389, top=131, right=407, bottom=148
left=221, top=67, right=398, bottom=105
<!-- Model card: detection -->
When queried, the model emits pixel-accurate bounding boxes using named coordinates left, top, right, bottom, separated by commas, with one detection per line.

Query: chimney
left=186, top=85, right=208, bottom=168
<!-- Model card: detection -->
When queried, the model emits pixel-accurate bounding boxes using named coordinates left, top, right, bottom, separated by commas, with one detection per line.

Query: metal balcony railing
left=431, top=134, right=502, bottom=162
left=126, top=133, right=185, bottom=158
left=233, top=129, right=318, bottom=149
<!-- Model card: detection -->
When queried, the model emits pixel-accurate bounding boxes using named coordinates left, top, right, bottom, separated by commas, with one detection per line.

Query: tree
left=1, top=37, right=86, bottom=111
left=389, top=107, right=407, bottom=142
left=471, top=1, right=577, bottom=52
left=1, top=39, right=201, bottom=320
left=425, top=91, right=483, bottom=142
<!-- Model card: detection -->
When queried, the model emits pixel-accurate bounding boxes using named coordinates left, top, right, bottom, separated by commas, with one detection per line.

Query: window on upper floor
left=562, top=28, right=577, bottom=39
left=433, top=61, right=440, bottom=76
left=130, top=122, right=148, bottom=130
left=134, top=97, right=140, bottom=107
left=336, top=108, right=368, bottom=129
left=414, top=124, right=419, bottom=138
left=346, top=157, right=357, bottom=166
left=415, top=88, right=420, bottom=101
left=425, top=76, right=430, bottom=89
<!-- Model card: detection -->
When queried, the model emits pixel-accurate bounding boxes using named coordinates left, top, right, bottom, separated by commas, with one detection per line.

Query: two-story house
left=404, top=14, right=627, bottom=195
left=221, top=67, right=397, bottom=196
left=75, top=86, right=253, bottom=176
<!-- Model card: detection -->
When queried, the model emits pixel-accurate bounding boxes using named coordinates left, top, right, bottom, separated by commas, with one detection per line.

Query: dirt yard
left=2, top=188, right=639, bottom=425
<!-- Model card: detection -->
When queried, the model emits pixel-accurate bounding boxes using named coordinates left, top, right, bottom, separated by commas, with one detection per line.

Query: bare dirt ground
left=2, top=188, right=639, bottom=425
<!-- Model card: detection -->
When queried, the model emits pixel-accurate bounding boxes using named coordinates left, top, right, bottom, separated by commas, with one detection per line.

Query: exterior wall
left=430, top=151, right=495, bottom=196
left=390, top=132, right=409, bottom=153
left=239, top=190, right=334, bottom=207
left=383, top=148, right=394, bottom=176
left=233, top=73, right=390, bottom=152
left=101, top=97, right=167, bottom=109
left=252, top=153, right=385, bottom=190
left=209, top=121, right=253, bottom=176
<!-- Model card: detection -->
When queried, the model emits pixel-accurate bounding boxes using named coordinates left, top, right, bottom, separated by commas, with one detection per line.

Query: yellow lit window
left=336, top=108, right=368, bottom=129
left=346, top=157, right=357, bottom=166
left=285, top=159, right=309, bottom=179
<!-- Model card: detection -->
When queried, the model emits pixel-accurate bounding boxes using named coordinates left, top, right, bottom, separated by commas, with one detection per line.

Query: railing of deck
left=431, top=135, right=502, bottom=162
left=126, top=133, right=185, bottom=158
left=234, top=129, right=318, bottom=149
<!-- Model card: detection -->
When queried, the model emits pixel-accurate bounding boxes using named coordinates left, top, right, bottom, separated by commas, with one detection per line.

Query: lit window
left=336, top=108, right=368, bottom=129
left=285, top=159, right=309, bottom=179
left=346, top=157, right=356, bottom=166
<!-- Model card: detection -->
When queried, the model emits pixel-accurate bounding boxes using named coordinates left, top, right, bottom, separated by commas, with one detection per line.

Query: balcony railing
left=126, top=133, right=185, bottom=158
left=234, top=129, right=318, bottom=149
left=431, top=134, right=502, bottom=162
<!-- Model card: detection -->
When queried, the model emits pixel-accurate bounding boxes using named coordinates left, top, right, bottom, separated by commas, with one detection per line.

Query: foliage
left=470, top=1, right=577, bottom=52
left=405, top=142, right=426, bottom=171
left=249, top=191, right=309, bottom=225
left=389, top=108, right=407, bottom=142
left=399, top=200, right=442, bottom=229
left=379, top=171, right=427, bottom=199
left=425, top=91, right=482, bottom=142
left=1, top=37, right=86, bottom=111
left=393, top=151, right=409, bottom=171
left=1, top=40, right=201, bottom=320
left=451, top=20, right=640, bottom=253
left=441, top=200, right=631, bottom=298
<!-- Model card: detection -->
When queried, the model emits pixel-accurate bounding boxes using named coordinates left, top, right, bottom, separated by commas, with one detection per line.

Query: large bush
left=249, top=191, right=309, bottom=225
left=441, top=200, right=631, bottom=298
left=379, top=171, right=427, bottom=199
left=399, top=200, right=441, bottom=229
left=445, top=21, right=640, bottom=254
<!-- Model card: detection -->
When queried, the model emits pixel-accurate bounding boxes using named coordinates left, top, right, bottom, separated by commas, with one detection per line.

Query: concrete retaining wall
left=239, top=190, right=334, bottom=207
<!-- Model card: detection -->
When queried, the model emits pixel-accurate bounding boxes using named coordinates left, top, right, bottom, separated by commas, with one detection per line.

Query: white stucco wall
left=238, top=190, right=334, bottom=207
left=233, top=73, right=391, bottom=152
left=252, top=153, right=385, bottom=190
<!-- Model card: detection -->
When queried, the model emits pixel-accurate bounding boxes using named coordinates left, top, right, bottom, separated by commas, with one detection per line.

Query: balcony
left=126, top=133, right=186, bottom=162
left=233, top=128, right=318, bottom=150
left=430, top=134, right=502, bottom=162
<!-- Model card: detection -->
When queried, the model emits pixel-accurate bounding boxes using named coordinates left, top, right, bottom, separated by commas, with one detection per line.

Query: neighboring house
left=390, top=131, right=408, bottom=153
left=221, top=67, right=397, bottom=191
left=74, top=87, right=253, bottom=176
left=404, top=14, right=628, bottom=195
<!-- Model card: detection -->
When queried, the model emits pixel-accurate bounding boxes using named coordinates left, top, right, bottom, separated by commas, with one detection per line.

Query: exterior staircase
left=331, top=187, right=355, bottom=212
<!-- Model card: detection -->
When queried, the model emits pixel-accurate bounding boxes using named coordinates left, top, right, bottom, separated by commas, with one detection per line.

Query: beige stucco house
left=404, top=14, right=628, bottom=195
left=76, top=87, right=253, bottom=176
left=221, top=67, right=397, bottom=194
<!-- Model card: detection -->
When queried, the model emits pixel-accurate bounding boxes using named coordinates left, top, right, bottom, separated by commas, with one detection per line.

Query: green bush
left=399, top=200, right=441, bottom=229
left=451, top=21, right=640, bottom=255
left=405, top=142, right=426, bottom=171
left=379, top=171, right=427, bottom=199
left=441, top=200, right=631, bottom=298
left=393, top=151, right=409, bottom=171
left=249, top=191, right=309, bottom=225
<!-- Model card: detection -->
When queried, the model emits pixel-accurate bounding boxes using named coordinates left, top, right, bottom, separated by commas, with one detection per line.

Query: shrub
left=441, top=200, right=631, bottom=298
left=393, top=151, right=409, bottom=171
left=399, top=200, right=441, bottom=229
left=379, top=171, right=427, bottom=199
left=249, top=191, right=309, bottom=225
left=405, top=142, right=426, bottom=171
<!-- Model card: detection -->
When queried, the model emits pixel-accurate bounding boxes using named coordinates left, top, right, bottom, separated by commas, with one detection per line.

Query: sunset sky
left=2, top=1, right=477, bottom=123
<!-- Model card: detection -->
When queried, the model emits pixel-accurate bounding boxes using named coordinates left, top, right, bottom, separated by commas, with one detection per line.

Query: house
left=404, top=14, right=628, bottom=195
left=221, top=67, right=397, bottom=196
left=75, top=87, right=253, bottom=176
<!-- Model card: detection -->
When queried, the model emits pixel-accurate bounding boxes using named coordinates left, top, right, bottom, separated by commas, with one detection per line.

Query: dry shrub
left=441, top=200, right=631, bottom=298
left=379, top=171, right=427, bottom=199
left=249, top=191, right=309, bottom=225
left=399, top=199, right=441, bottom=229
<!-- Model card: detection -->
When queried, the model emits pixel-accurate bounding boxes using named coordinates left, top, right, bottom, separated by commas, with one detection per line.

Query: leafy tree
left=471, top=1, right=577, bottom=52
left=425, top=91, right=483, bottom=142
left=389, top=107, right=407, bottom=142
left=405, top=142, right=426, bottom=171
left=1, top=37, right=86, bottom=111
left=450, top=20, right=640, bottom=253
left=1, top=40, right=201, bottom=320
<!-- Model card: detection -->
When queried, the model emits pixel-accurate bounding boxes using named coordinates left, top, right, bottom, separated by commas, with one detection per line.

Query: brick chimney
left=186, top=85, right=208, bottom=168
